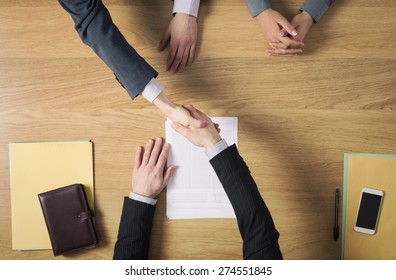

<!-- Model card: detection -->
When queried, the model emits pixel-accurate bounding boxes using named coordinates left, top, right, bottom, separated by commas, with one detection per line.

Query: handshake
left=119, top=104, right=283, bottom=261
left=171, top=104, right=222, bottom=149
left=132, top=104, right=222, bottom=198
left=152, top=93, right=222, bottom=149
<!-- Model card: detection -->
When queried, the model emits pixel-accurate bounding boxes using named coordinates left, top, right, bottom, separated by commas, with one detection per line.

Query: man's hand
left=153, top=92, right=208, bottom=128
left=132, top=138, right=176, bottom=198
left=158, top=13, right=198, bottom=73
left=256, top=9, right=304, bottom=56
left=171, top=105, right=221, bottom=149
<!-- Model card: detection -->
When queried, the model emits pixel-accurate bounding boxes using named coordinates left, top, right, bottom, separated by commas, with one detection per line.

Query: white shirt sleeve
left=140, top=78, right=164, bottom=103
left=204, top=139, right=229, bottom=160
left=173, top=0, right=200, bottom=17
left=129, top=192, right=157, bottom=206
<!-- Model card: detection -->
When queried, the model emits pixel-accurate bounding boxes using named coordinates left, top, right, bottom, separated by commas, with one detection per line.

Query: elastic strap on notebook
left=76, top=210, right=95, bottom=221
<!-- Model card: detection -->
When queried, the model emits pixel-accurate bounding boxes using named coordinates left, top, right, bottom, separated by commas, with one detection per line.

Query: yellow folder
left=9, top=141, right=94, bottom=251
left=342, top=154, right=396, bottom=259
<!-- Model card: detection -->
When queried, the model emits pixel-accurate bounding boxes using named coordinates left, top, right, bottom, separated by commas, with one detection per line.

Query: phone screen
left=356, top=192, right=382, bottom=230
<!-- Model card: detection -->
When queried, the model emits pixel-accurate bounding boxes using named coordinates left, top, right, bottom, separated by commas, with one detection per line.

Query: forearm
left=58, top=0, right=157, bottom=99
left=301, top=0, right=333, bottom=23
left=245, top=0, right=272, bottom=17
left=113, top=198, right=155, bottom=260
left=210, top=145, right=282, bottom=259
left=152, top=92, right=176, bottom=116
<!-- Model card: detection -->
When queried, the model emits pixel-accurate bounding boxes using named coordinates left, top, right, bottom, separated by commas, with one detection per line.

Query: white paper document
left=166, top=117, right=238, bottom=219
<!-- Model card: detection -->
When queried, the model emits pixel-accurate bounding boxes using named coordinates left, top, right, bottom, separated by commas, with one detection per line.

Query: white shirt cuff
left=173, top=0, right=200, bottom=17
left=129, top=192, right=157, bottom=206
left=204, top=139, right=229, bottom=160
left=141, top=78, right=164, bottom=103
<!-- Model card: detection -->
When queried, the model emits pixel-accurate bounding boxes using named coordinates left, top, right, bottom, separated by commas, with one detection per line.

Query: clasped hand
left=257, top=9, right=314, bottom=56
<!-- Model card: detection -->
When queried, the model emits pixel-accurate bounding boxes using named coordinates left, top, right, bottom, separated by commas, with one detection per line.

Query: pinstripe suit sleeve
left=210, top=144, right=283, bottom=260
left=58, top=0, right=158, bottom=100
left=113, top=197, right=155, bottom=260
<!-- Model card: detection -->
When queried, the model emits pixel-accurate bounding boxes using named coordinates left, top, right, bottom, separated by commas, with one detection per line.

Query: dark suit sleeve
left=58, top=0, right=158, bottom=99
left=210, top=144, right=283, bottom=260
left=113, top=197, right=155, bottom=260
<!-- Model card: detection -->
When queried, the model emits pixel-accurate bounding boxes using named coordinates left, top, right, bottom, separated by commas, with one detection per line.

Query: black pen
left=333, top=188, right=339, bottom=241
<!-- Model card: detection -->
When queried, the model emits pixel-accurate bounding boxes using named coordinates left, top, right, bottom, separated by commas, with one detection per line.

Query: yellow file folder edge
left=8, top=140, right=94, bottom=251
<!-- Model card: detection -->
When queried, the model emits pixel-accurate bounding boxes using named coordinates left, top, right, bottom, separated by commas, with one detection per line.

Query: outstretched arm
left=171, top=105, right=282, bottom=259
left=58, top=0, right=157, bottom=99
left=58, top=1, right=207, bottom=128
left=210, top=145, right=282, bottom=259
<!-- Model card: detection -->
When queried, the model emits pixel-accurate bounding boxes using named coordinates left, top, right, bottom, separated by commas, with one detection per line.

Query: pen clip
left=334, top=188, right=340, bottom=241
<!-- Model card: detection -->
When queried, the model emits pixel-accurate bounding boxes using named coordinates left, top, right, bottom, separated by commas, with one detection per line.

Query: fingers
left=182, top=104, right=194, bottom=111
left=182, top=104, right=200, bottom=119
left=156, top=144, right=175, bottom=189
left=166, top=44, right=178, bottom=71
left=141, top=139, right=154, bottom=166
left=187, top=42, right=196, bottom=66
left=183, top=104, right=208, bottom=121
left=266, top=48, right=302, bottom=56
left=171, top=121, right=189, bottom=138
left=133, top=146, right=143, bottom=172
left=156, top=142, right=170, bottom=170
left=277, top=36, right=304, bottom=48
left=175, top=46, right=191, bottom=73
left=269, top=39, right=304, bottom=50
left=168, top=48, right=183, bottom=73
left=182, top=104, right=210, bottom=128
left=148, top=138, right=163, bottom=166
left=267, top=35, right=303, bottom=57
left=214, top=123, right=221, bottom=133
left=279, top=28, right=288, bottom=37
left=180, top=46, right=192, bottom=72
left=168, top=43, right=191, bottom=73
left=277, top=17, right=297, bottom=37
left=187, top=115, right=207, bottom=128
left=158, top=28, right=171, bottom=52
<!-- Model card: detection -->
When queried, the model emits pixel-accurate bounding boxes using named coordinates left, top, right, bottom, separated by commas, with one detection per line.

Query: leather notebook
left=38, top=184, right=98, bottom=256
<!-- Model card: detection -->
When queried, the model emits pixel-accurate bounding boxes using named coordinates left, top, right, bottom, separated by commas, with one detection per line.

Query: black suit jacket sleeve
left=58, top=0, right=158, bottom=99
left=210, top=144, right=283, bottom=260
left=113, top=197, right=155, bottom=260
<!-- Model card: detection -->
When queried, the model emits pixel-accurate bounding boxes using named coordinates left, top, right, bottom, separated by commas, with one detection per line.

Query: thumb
left=182, top=104, right=201, bottom=120
left=280, top=21, right=298, bottom=37
left=277, top=18, right=297, bottom=36
left=158, top=29, right=171, bottom=51
left=279, top=28, right=287, bottom=37
left=182, top=105, right=209, bottom=128
left=188, top=117, right=207, bottom=128
left=171, top=122, right=190, bottom=137
left=163, top=165, right=177, bottom=187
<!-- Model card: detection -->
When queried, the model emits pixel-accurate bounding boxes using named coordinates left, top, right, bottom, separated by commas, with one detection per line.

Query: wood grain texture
left=1, top=0, right=395, bottom=260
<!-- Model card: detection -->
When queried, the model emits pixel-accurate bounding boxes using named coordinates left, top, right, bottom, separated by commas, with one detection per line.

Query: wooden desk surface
left=1, top=0, right=395, bottom=260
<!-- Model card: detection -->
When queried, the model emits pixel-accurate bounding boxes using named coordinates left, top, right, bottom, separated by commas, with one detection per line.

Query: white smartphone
left=354, top=188, right=384, bottom=235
